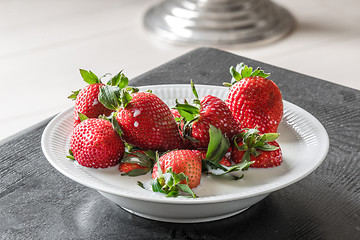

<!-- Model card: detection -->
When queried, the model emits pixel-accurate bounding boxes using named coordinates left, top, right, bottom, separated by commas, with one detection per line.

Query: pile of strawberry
left=67, top=63, right=283, bottom=198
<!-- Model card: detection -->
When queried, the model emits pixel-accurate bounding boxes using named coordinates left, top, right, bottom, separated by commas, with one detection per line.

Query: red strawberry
left=117, top=92, right=185, bottom=151
left=175, top=81, right=240, bottom=149
left=152, top=150, right=203, bottom=189
left=170, top=109, right=181, bottom=119
left=199, top=125, right=251, bottom=177
left=72, top=83, right=113, bottom=127
left=225, top=63, right=283, bottom=133
left=69, top=69, right=129, bottom=127
left=69, top=117, right=125, bottom=168
left=219, top=155, right=231, bottom=167
left=233, top=141, right=282, bottom=168
left=99, top=87, right=185, bottom=151
left=170, top=108, right=194, bottom=149
left=231, top=128, right=283, bottom=168
left=119, top=163, right=146, bottom=174
left=119, top=150, right=155, bottom=176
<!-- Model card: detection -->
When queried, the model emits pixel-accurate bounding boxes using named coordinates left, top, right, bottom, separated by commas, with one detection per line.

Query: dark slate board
left=1, top=48, right=359, bottom=240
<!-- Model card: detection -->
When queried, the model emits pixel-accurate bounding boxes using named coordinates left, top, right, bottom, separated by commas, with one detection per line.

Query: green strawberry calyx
left=173, top=80, right=202, bottom=142
left=150, top=152, right=197, bottom=198
left=120, top=150, right=156, bottom=177
left=66, top=149, right=75, bottom=161
left=223, top=62, right=270, bottom=87
left=203, top=125, right=253, bottom=179
left=98, top=80, right=139, bottom=111
left=68, top=69, right=134, bottom=101
left=75, top=112, right=89, bottom=122
left=234, top=128, right=280, bottom=163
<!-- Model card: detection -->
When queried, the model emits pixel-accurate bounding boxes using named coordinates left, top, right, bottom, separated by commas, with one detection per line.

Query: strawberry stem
left=224, top=63, right=270, bottom=86
left=234, top=128, right=280, bottom=163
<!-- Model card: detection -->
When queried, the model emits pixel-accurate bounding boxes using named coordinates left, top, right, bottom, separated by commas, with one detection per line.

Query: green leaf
left=177, top=184, right=197, bottom=198
left=126, top=86, right=139, bottom=94
left=205, top=160, right=253, bottom=176
left=251, top=67, right=270, bottom=78
left=228, top=63, right=271, bottom=85
left=122, top=168, right=150, bottom=177
left=137, top=181, right=145, bottom=189
left=79, top=69, right=100, bottom=84
left=264, top=133, right=280, bottom=142
left=108, top=112, right=123, bottom=137
left=243, top=128, right=259, bottom=139
left=107, top=70, right=129, bottom=89
left=205, top=125, right=230, bottom=163
left=234, top=62, right=245, bottom=73
left=166, top=190, right=180, bottom=198
left=120, top=90, right=132, bottom=108
left=98, top=85, right=122, bottom=110
left=223, top=82, right=232, bottom=88
left=230, top=66, right=242, bottom=81
left=164, top=172, right=175, bottom=188
left=190, top=80, right=199, bottom=100
left=242, top=150, right=251, bottom=162
left=234, top=139, right=247, bottom=151
left=250, top=148, right=261, bottom=157
left=181, top=118, right=200, bottom=143
left=78, top=112, right=89, bottom=122
left=66, top=149, right=75, bottom=160
left=68, top=89, right=80, bottom=100
left=240, top=65, right=253, bottom=78
left=257, top=144, right=279, bottom=151
left=175, top=101, right=200, bottom=122
left=143, top=150, right=156, bottom=162
left=122, top=151, right=155, bottom=168
left=206, top=125, right=222, bottom=158
left=155, top=151, right=163, bottom=178
left=121, top=157, right=149, bottom=168
left=172, top=81, right=202, bottom=126
left=118, top=75, right=129, bottom=89
left=151, top=179, right=163, bottom=193
left=150, top=161, right=197, bottom=198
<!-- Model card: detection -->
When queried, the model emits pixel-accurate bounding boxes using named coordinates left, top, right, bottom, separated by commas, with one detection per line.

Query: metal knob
left=144, top=0, right=295, bottom=46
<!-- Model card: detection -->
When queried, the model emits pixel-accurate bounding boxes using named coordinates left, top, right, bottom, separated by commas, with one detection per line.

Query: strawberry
left=225, top=63, right=283, bottom=133
left=231, top=128, right=283, bottom=168
left=170, top=109, right=181, bottom=119
left=99, top=86, right=185, bottom=152
left=69, top=69, right=129, bottom=127
left=175, top=81, right=240, bottom=149
left=201, top=125, right=252, bottom=178
left=68, top=116, right=125, bottom=168
left=151, top=150, right=203, bottom=197
left=170, top=108, right=194, bottom=149
left=119, top=163, right=147, bottom=174
left=146, top=126, right=254, bottom=197
left=119, top=150, right=155, bottom=176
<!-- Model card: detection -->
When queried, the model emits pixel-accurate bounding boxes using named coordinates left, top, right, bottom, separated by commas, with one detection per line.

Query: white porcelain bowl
left=41, top=84, right=329, bottom=223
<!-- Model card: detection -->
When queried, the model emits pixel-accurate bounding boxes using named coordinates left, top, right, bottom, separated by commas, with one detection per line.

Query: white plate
left=41, top=84, right=329, bottom=223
